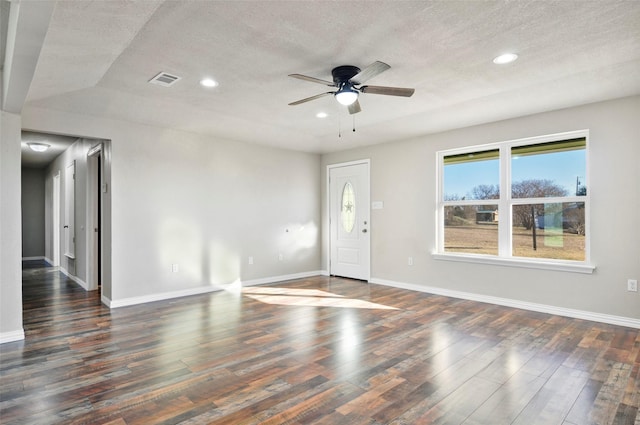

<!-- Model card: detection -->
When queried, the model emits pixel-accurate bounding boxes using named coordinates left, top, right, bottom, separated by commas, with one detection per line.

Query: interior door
left=87, top=146, right=102, bottom=291
left=52, top=172, right=60, bottom=266
left=329, top=162, right=370, bottom=280
left=64, top=161, right=75, bottom=259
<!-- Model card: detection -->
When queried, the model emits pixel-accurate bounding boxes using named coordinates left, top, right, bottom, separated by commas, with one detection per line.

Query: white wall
left=0, top=111, right=24, bottom=342
left=24, top=107, right=322, bottom=305
left=21, top=167, right=45, bottom=258
left=322, top=96, right=640, bottom=322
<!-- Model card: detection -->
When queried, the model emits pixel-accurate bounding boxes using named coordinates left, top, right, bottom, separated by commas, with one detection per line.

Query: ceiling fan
left=288, top=61, right=415, bottom=114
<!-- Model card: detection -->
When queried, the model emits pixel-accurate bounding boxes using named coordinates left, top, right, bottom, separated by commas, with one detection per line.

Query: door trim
left=326, top=159, right=371, bottom=280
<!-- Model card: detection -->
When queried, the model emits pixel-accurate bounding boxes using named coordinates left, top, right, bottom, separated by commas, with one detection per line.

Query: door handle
left=362, top=229, right=368, bottom=233
left=64, top=225, right=69, bottom=228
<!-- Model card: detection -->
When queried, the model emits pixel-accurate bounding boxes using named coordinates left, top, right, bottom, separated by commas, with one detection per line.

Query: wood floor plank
left=511, top=365, right=591, bottom=425
left=1, top=260, right=638, bottom=424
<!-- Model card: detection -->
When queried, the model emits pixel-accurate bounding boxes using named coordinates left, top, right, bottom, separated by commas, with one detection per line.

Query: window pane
left=341, top=182, right=355, bottom=233
left=444, top=205, right=499, bottom=255
left=512, top=202, right=585, bottom=261
left=444, top=150, right=499, bottom=200
left=511, top=138, right=586, bottom=198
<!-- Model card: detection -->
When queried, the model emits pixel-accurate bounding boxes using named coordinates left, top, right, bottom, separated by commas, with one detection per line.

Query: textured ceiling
left=24, top=0, right=640, bottom=153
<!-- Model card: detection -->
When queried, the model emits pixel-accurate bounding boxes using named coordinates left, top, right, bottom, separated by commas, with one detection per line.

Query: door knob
left=362, top=229, right=368, bottom=233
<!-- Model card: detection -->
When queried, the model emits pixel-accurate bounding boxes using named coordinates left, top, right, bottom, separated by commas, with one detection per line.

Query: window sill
left=432, top=253, right=595, bottom=274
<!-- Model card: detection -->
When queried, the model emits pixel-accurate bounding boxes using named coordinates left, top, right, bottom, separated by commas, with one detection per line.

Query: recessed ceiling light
left=493, top=53, right=518, bottom=65
left=316, top=112, right=328, bottom=118
left=200, top=78, right=218, bottom=88
left=27, top=142, right=50, bottom=152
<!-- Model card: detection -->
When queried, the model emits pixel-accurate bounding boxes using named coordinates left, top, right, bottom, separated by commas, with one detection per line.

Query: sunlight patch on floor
left=242, top=287, right=398, bottom=310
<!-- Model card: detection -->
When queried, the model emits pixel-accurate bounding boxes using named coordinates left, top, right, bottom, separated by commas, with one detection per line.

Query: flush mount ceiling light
left=27, top=142, right=50, bottom=152
left=200, top=78, right=218, bottom=88
left=493, top=53, right=518, bottom=65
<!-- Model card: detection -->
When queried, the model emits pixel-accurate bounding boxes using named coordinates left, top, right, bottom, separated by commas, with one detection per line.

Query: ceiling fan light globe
left=335, top=90, right=358, bottom=106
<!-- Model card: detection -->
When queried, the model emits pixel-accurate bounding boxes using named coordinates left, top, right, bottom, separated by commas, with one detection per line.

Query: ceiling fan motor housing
left=331, top=65, right=360, bottom=86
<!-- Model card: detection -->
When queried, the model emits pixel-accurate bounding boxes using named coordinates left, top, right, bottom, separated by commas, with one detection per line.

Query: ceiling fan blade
left=288, top=92, right=334, bottom=106
left=350, top=61, right=390, bottom=85
left=288, top=74, right=335, bottom=86
left=348, top=99, right=362, bottom=115
left=360, top=85, right=415, bottom=97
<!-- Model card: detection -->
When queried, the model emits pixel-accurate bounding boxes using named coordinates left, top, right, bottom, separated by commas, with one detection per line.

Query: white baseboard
left=22, top=256, right=45, bottom=261
left=243, top=270, right=325, bottom=287
left=369, top=277, right=640, bottom=330
left=108, top=285, right=222, bottom=308
left=44, top=257, right=53, bottom=265
left=59, top=267, right=89, bottom=291
left=0, top=329, right=25, bottom=344
left=108, top=270, right=325, bottom=309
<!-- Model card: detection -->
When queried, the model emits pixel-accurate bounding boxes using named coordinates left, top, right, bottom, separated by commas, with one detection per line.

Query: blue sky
left=444, top=150, right=585, bottom=199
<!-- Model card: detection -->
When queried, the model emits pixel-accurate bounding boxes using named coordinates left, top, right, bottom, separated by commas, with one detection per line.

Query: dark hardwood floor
left=1, top=260, right=638, bottom=424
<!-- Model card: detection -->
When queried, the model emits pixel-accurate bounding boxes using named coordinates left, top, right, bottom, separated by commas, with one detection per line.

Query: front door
left=329, top=162, right=370, bottom=280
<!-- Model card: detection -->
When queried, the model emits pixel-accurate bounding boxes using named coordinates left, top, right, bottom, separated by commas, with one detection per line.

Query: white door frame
left=52, top=171, right=61, bottom=267
left=86, top=143, right=102, bottom=291
left=326, top=159, right=371, bottom=280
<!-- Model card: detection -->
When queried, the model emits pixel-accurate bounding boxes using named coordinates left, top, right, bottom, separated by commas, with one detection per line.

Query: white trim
left=44, top=257, right=53, bottom=265
left=22, top=256, right=45, bottom=261
left=369, top=277, right=639, bottom=329
left=0, top=329, right=25, bottom=344
left=108, top=271, right=324, bottom=308
left=59, top=267, right=89, bottom=290
left=242, top=270, right=324, bottom=287
left=432, top=253, right=595, bottom=274
left=108, top=285, right=221, bottom=308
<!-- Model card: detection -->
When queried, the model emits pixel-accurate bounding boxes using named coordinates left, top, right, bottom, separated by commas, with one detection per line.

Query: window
left=341, top=181, right=356, bottom=233
left=436, top=131, right=592, bottom=272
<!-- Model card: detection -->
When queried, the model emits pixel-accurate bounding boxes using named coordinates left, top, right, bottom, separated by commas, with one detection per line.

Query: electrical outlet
left=171, top=264, right=179, bottom=273
left=278, top=253, right=284, bottom=261
left=408, top=257, right=413, bottom=266
left=248, top=256, right=254, bottom=265
left=628, top=279, right=638, bottom=292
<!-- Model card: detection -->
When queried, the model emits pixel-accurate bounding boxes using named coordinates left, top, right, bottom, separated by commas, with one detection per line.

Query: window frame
left=434, top=130, right=595, bottom=274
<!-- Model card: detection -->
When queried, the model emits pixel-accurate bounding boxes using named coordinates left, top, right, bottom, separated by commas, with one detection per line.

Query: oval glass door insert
left=341, top=182, right=356, bottom=233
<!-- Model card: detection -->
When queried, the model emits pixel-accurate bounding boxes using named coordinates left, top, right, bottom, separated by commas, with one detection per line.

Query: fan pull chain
left=338, top=110, right=342, bottom=138
left=353, top=115, right=356, bottom=132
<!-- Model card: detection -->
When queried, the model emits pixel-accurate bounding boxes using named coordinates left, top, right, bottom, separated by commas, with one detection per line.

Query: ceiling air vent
left=149, top=72, right=181, bottom=87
